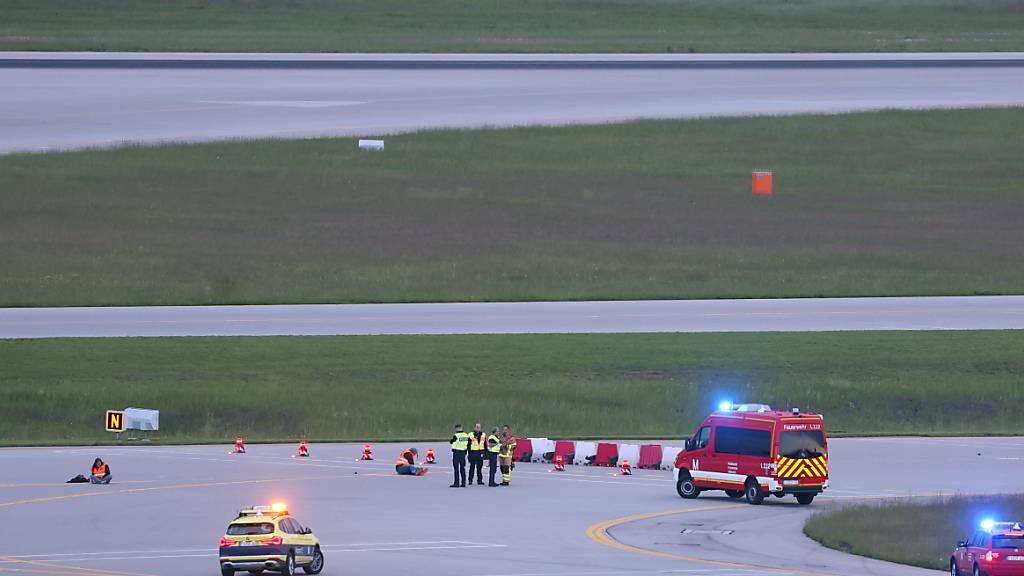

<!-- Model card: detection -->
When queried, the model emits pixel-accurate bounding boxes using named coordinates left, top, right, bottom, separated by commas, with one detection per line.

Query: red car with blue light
left=952, top=520, right=1024, bottom=576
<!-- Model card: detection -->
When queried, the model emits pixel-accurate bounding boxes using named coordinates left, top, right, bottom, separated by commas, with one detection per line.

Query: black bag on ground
left=66, top=474, right=89, bottom=483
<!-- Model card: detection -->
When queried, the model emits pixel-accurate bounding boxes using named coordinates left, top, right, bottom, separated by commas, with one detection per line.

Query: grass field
left=0, top=330, right=1022, bottom=445
left=3, top=108, right=1023, bottom=307
left=2, top=0, right=1023, bottom=53
left=805, top=495, right=1024, bottom=571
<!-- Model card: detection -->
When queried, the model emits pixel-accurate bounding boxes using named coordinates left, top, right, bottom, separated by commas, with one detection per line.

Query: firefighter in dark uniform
left=449, top=424, right=470, bottom=488
left=468, top=422, right=486, bottom=485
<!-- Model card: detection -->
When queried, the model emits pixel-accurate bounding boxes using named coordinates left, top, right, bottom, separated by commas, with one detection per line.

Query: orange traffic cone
left=425, top=448, right=436, bottom=464
left=295, top=440, right=309, bottom=458
left=620, top=459, right=632, bottom=476
left=232, top=437, right=246, bottom=454
left=360, top=444, right=374, bottom=461
left=552, top=454, right=565, bottom=472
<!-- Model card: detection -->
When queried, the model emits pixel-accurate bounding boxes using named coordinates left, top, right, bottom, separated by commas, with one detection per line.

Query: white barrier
left=661, top=446, right=682, bottom=470
left=358, top=139, right=384, bottom=151
left=618, top=443, right=640, bottom=467
left=574, top=441, right=597, bottom=465
left=528, top=438, right=554, bottom=462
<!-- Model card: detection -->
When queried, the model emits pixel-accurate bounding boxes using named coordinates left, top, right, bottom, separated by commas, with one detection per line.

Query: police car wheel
left=221, top=567, right=234, bottom=576
left=282, top=552, right=295, bottom=576
left=676, top=474, right=700, bottom=499
left=744, top=480, right=764, bottom=505
left=725, top=490, right=743, bottom=499
left=302, top=548, right=324, bottom=575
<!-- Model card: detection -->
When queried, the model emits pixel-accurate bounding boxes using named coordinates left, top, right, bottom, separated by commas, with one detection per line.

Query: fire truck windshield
left=779, top=430, right=826, bottom=459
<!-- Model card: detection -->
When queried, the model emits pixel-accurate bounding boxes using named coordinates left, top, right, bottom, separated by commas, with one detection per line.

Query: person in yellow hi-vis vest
left=449, top=424, right=471, bottom=488
left=485, top=426, right=501, bottom=487
left=498, top=424, right=517, bottom=486
left=468, top=422, right=487, bottom=485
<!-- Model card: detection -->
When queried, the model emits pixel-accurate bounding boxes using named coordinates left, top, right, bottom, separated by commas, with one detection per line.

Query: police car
left=951, top=520, right=1024, bottom=576
left=219, top=503, right=324, bottom=576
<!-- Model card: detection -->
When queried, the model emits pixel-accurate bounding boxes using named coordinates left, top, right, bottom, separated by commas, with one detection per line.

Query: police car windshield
left=227, top=523, right=274, bottom=535
left=779, top=430, right=825, bottom=459
left=993, top=536, right=1024, bottom=549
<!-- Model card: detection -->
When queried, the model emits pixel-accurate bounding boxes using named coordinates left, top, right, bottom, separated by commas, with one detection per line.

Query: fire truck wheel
left=744, top=479, right=764, bottom=505
left=973, top=564, right=981, bottom=576
left=795, top=493, right=815, bottom=505
left=676, top=473, right=701, bottom=499
left=725, top=490, right=743, bottom=499
left=949, top=558, right=957, bottom=576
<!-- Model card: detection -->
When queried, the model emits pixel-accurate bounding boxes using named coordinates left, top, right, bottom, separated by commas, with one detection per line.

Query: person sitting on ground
left=395, top=448, right=427, bottom=476
left=90, top=458, right=111, bottom=484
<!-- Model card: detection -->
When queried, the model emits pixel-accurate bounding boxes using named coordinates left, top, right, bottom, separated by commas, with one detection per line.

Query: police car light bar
left=981, top=520, right=1021, bottom=532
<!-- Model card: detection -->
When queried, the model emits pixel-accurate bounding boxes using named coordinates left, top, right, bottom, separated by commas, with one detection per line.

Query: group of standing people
left=449, top=423, right=516, bottom=487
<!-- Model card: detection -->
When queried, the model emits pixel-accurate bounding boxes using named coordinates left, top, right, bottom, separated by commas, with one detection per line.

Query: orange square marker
left=752, top=170, right=773, bottom=196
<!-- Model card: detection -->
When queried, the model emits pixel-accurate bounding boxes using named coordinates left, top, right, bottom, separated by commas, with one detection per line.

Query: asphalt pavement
left=3, top=437, right=1022, bottom=576
left=2, top=52, right=1023, bottom=153
left=2, top=295, right=1022, bottom=338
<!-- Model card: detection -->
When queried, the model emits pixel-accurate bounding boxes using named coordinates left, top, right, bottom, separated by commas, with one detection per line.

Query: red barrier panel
left=513, top=438, right=533, bottom=462
left=638, top=444, right=662, bottom=469
left=554, top=440, right=576, bottom=464
left=593, top=442, right=619, bottom=467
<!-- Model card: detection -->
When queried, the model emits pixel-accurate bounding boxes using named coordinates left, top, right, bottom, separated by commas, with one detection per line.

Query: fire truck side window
left=713, top=426, right=771, bottom=457
left=694, top=426, right=711, bottom=449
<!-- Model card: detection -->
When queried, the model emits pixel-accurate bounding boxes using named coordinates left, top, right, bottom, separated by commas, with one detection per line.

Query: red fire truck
left=675, top=403, right=829, bottom=505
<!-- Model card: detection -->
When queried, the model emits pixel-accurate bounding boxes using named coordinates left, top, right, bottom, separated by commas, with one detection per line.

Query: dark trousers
left=452, top=450, right=467, bottom=486
left=468, top=451, right=484, bottom=484
left=485, top=452, right=498, bottom=485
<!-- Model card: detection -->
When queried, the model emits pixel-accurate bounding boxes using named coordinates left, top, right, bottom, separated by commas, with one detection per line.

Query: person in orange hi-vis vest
left=90, top=458, right=111, bottom=484
left=395, top=448, right=427, bottom=476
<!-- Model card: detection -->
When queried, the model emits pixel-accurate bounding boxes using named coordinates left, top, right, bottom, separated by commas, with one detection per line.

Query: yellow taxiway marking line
left=0, top=555, right=156, bottom=576
left=585, top=491, right=976, bottom=576
left=0, top=480, right=163, bottom=489
left=0, top=473, right=375, bottom=510
left=586, top=504, right=837, bottom=576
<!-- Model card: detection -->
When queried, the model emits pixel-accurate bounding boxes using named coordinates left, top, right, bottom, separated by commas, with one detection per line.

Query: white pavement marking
left=1, top=541, right=507, bottom=563
left=200, top=100, right=367, bottom=108
left=477, top=565, right=782, bottom=569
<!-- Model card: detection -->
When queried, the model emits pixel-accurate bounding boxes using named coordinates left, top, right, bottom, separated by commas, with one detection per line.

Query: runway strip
left=2, top=295, right=1022, bottom=338
left=3, top=52, right=1023, bottom=154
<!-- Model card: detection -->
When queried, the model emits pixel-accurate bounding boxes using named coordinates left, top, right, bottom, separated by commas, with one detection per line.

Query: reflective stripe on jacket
left=470, top=432, right=486, bottom=451
left=450, top=432, right=470, bottom=451
left=486, top=434, right=501, bottom=453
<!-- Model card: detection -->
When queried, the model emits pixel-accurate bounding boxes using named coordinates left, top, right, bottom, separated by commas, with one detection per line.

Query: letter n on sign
left=106, top=410, right=125, bottom=433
